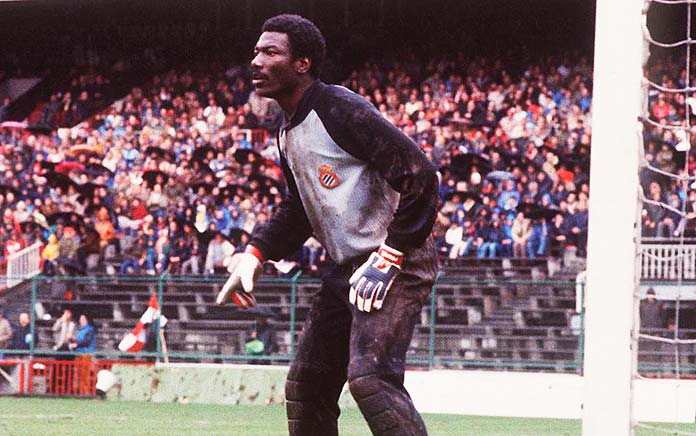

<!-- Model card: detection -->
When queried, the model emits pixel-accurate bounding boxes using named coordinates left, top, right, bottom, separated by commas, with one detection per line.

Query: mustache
left=250, top=69, right=268, bottom=80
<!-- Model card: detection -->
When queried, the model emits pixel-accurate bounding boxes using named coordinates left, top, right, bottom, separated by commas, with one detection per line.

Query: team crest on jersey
left=318, top=164, right=340, bottom=189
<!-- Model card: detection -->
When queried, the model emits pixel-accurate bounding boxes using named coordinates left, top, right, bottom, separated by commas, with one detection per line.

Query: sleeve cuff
left=244, top=245, right=265, bottom=263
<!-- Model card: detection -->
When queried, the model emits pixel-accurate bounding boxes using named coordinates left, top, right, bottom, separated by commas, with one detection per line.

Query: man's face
left=251, top=32, right=300, bottom=99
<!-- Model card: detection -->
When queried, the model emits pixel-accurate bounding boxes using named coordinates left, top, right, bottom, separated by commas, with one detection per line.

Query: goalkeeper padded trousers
left=285, top=237, right=437, bottom=436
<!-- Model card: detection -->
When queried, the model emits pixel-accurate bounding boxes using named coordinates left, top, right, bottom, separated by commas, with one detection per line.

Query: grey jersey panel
left=280, top=110, right=400, bottom=264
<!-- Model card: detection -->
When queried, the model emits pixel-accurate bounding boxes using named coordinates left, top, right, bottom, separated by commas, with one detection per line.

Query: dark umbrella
left=26, top=124, right=54, bottom=135
left=142, top=170, right=169, bottom=187
left=40, top=161, right=56, bottom=172
left=0, top=184, right=19, bottom=197
left=191, top=181, right=216, bottom=194
left=44, top=171, right=78, bottom=191
left=83, top=163, right=114, bottom=177
left=450, top=153, right=493, bottom=179
left=234, top=149, right=263, bottom=166
left=228, top=228, right=251, bottom=246
left=144, top=146, right=176, bottom=162
left=78, top=182, right=107, bottom=198
left=194, top=166, right=216, bottom=180
left=192, top=145, right=216, bottom=164
left=517, top=202, right=562, bottom=220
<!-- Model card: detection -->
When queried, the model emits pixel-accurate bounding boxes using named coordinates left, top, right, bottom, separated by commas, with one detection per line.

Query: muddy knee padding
left=348, top=374, right=397, bottom=430
left=285, top=364, right=342, bottom=436
left=348, top=373, right=428, bottom=436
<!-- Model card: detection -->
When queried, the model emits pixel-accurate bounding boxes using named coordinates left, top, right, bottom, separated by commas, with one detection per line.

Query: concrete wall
left=109, top=364, right=696, bottom=423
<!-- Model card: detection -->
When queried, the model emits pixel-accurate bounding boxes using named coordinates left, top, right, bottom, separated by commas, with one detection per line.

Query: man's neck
left=277, top=78, right=315, bottom=117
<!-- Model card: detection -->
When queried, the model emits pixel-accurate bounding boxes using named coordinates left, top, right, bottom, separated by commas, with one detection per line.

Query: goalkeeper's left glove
left=349, top=244, right=403, bottom=312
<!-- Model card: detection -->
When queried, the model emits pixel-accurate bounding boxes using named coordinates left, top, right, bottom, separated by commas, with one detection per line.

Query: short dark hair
left=262, top=14, right=325, bottom=78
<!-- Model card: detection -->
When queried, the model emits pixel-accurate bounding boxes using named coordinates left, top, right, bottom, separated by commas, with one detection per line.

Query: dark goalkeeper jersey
left=251, top=80, right=438, bottom=265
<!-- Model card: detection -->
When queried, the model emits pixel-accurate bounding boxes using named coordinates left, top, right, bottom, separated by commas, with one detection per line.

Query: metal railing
left=4, top=242, right=42, bottom=289
left=0, top=274, right=585, bottom=374
left=27, top=359, right=152, bottom=397
left=0, top=272, right=689, bottom=398
left=641, top=243, right=696, bottom=280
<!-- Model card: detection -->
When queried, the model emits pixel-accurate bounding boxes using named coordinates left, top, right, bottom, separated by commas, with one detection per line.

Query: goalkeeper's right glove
left=216, top=246, right=263, bottom=309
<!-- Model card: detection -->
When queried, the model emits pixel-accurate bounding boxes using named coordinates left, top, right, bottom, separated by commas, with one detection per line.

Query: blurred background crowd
left=1, top=52, right=593, bottom=277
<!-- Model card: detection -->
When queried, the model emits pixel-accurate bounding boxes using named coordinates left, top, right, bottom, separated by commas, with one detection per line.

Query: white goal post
left=582, top=0, right=645, bottom=435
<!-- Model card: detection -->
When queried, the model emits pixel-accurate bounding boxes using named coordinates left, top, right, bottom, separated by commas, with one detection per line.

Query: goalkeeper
left=218, top=14, right=438, bottom=436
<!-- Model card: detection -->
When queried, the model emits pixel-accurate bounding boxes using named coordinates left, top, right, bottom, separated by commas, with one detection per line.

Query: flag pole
left=159, top=329, right=169, bottom=364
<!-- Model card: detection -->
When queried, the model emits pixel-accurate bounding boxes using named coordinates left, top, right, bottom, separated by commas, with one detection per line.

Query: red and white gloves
left=219, top=243, right=404, bottom=313
left=349, top=244, right=403, bottom=312
left=216, top=246, right=263, bottom=309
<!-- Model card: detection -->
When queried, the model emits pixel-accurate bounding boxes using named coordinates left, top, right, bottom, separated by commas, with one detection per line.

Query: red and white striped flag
left=118, top=294, right=168, bottom=352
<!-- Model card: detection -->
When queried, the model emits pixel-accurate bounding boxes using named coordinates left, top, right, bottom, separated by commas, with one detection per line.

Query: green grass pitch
left=0, top=397, right=692, bottom=436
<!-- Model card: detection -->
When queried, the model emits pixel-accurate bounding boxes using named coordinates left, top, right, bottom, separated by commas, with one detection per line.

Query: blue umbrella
left=486, top=170, right=515, bottom=180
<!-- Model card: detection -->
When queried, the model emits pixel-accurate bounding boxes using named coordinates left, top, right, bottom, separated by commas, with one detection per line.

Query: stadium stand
left=0, top=20, right=688, bottom=374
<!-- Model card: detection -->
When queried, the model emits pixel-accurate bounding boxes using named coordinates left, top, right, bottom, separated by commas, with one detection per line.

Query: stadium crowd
left=641, top=52, right=696, bottom=239
left=0, top=49, right=649, bottom=277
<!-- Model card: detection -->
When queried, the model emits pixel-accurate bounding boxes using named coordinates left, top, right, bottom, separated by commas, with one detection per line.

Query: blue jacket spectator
left=71, top=314, right=97, bottom=354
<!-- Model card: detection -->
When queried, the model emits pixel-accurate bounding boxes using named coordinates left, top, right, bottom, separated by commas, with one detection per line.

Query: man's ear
left=295, top=57, right=312, bottom=75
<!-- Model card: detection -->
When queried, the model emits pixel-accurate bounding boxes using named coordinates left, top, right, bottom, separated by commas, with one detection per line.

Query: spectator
left=567, top=200, right=589, bottom=257
left=302, top=236, right=324, bottom=273
left=511, top=212, right=532, bottom=257
left=500, top=214, right=515, bottom=257
left=143, top=237, right=157, bottom=275
left=77, top=225, right=101, bottom=273
left=181, top=239, right=201, bottom=275
left=119, top=235, right=146, bottom=274
left=52, top=308, right=76, bottom=352
left=527, top=217, right=548, bottom=258
left=69, top=313, right=97, bottom=395
left=168, top=237, right=190, bottom=274
left=245, top=318, right=277, bottom=361
left=41, top=233, right=60, bottom=275
left=0, top=96, right=11, bottom=123
left=640, top=288, right=666, bottom=331
left=639, top=288, right=667, bottom=365
left=0, top=310, right=13, bottom=357
left=94, top=206, right=116, bottom=256
left=12, top=312, right=34, bottom=351
left=444, top=220, right=465, bottom=259
left=548, top=213, right=569, bottom=257
left=479, top=218, right=506, bottom=258
left=4, top=229, right=25, bottom=258
left=57, top=226, right=80, bottom=274
left=204, top=232, right=231, bottom=275
left=473, top=219, right=490, bottom=258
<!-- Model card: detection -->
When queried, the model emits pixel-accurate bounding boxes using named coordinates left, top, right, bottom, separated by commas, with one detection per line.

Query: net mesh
left=638, top=0, right=694, bottom=432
